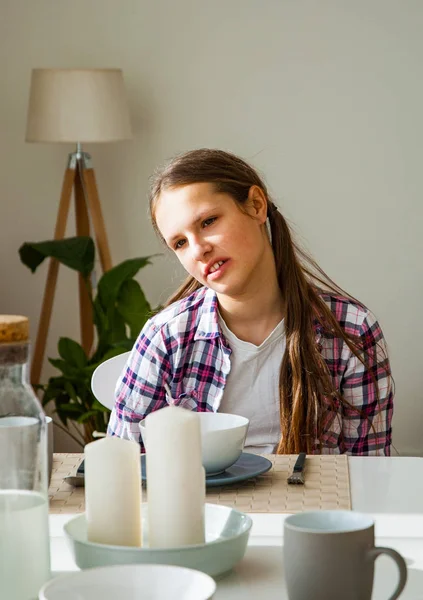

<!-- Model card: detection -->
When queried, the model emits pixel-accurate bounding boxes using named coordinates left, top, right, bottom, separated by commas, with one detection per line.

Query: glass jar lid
left=0, top=316, right=29, bottom=343
left=0, top=316, right=29, bottom=364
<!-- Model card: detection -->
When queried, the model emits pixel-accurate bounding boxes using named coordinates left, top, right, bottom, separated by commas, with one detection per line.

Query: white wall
left=1, top=0, right=421, bottom=455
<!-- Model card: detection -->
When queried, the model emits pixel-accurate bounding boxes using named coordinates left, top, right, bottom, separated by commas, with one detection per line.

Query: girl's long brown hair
left=149, top=148, right=389, bottom=454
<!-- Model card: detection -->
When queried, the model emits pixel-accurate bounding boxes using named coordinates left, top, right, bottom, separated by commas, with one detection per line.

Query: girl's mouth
left=207, top=259, right=229, bottom=281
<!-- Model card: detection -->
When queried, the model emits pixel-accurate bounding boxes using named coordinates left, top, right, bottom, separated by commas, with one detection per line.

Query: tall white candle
left=145, top=405, right=205, bottom=548
left=85, top=436, right=142, bottom=546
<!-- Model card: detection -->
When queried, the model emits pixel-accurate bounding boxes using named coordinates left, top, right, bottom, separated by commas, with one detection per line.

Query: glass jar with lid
left=0, top=315, right=51, bottom=599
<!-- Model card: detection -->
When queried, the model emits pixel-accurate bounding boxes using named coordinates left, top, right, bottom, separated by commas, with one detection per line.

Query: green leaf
left=77, top=380, right=95, bottom=410
left=48, top=358, right=84, bottom=380
left=92, top=296, right=108, bottom=343
left=77, top=410, right=100, bottom=423
left=58, top=403, right=85, bottom=415
left=48, top=358, right=69, bottom=374
left=41, top=385, right=62, bottom=407
left=58, top=338, right=88, bottom=369
left=19, top=237, right=95, bottom=277
left=109, top=311, right=127, bottom=344
left=63, top=381, right=79, bottom=403
left=52, top=407, right=68, bottom=428
left=97, top=256, right=157, bottom=310
left=51, top=393, right=73, bottom=426
left=116, top=279, right=151, bottom=338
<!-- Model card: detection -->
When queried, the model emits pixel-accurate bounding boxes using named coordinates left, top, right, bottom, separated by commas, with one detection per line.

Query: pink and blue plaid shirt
left=107, top=286, right=393, bottom=455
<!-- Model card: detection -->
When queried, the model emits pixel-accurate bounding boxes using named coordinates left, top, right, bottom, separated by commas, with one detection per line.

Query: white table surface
left=49, top=456, right=423, bottom=599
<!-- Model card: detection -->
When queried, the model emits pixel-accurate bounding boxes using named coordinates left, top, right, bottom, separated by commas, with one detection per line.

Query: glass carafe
left=0, top=315, right=51, bottom=599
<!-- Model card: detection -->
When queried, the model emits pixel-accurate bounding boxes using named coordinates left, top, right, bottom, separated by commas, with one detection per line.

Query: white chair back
left=91, top=351, right=131, bottom=410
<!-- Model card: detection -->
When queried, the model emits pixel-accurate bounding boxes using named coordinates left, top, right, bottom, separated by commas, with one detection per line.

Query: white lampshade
left=26, top=68, right=133, bottom=143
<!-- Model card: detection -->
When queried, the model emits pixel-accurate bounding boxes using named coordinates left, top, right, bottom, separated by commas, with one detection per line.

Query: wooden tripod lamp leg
left=74, top=164, right=94, bottom=355
left=82, top=168, right=113, bottom=272
left=30, top=168, right=76, bottom=386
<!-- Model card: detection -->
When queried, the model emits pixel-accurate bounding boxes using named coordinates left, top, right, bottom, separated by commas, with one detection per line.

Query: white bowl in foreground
left=140, top=412, right=249, bottom=475
left=64, top=503, right=252, bottom=577
left=39, top=564, right=216, bottom=600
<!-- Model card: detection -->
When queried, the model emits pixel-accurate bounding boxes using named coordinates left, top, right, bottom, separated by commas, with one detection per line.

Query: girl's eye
left=174, top=239, right=186, bottom=250
left=202, top=217, right=216, bottom=228
left=173, top=217, right=216, bottom=250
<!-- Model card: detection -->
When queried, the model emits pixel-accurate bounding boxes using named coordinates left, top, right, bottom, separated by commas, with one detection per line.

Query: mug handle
left=367, top=546, right=407, bottom=600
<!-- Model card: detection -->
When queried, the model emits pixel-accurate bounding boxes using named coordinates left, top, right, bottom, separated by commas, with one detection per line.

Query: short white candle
left=145, top=405, right=205, bottom=548
left=85, top=436, right=142, bottom=546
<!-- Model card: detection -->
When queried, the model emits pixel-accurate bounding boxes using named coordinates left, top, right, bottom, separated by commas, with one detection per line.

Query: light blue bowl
left=64, top=503, right=252, bottom=578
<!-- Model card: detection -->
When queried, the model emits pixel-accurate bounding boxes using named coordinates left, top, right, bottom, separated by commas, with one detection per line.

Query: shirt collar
left=194, top=287, right=324, bottom=347
left=194, top=287, right=221, bottom=340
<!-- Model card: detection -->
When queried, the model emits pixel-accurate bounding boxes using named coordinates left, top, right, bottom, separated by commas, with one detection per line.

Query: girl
left=108, top=149, right=393, bottom=455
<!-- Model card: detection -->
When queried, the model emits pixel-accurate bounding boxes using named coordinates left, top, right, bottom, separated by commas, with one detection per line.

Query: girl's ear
left=246, top=185, right=268, bottom=224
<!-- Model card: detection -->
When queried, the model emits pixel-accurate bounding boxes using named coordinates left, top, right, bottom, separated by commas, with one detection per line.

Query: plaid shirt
left=107, top=286, right=393, bottom=455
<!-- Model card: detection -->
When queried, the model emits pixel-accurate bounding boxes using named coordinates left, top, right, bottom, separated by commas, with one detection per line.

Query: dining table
left=48, top=454, right=423, bottom=599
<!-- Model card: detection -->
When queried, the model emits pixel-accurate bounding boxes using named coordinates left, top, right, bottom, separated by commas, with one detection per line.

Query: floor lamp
left=25, top=68, right=132, bottom=386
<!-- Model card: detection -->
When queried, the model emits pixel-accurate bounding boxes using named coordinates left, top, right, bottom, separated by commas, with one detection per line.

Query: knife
left=287, top=452, right=307, bottom=485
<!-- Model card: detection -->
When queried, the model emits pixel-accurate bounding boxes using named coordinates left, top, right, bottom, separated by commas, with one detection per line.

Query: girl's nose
left=191, top=237, right=212, bottom=261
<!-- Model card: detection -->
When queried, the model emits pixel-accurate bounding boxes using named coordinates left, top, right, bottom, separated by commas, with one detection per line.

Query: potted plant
left=19, top=236, right=158, bottom=447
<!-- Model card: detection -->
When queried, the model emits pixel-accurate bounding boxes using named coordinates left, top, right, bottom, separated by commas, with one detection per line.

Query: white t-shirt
left=218, top=313, right=285, bottom=454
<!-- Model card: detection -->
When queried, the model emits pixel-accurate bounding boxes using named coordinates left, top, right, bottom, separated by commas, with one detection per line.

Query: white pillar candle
left=85, top=436, right=142, bottom=546
left=145, top=405, right=205, bottom=548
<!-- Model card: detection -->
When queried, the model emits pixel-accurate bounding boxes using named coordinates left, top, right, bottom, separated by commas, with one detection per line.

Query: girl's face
left=155, top=182, right=271, bottom=299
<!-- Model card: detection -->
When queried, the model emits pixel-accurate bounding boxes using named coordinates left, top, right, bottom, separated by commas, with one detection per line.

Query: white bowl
left=64, top=503, right=252, bottom=577
left=140, top=412, right=249, bottom=475
left=39, top=564, right=216, bottom=600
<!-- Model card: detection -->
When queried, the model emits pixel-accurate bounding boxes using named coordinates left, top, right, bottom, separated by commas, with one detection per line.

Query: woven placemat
left=49, top=454, right=85, bottom=514
left=48, top=453, right=350, bottom=514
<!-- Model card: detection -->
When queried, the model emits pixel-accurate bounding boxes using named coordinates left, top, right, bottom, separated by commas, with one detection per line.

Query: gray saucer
left=141, top=452, right=272, bottom=487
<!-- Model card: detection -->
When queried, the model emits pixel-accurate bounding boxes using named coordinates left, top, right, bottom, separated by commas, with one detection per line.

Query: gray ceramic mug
left=284, top=511, right=407, bottom=600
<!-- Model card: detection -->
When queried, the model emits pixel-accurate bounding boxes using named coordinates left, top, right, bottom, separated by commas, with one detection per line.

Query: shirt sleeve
left=340, top=310, right=393, bottom=456
left=106, top=318, right=171, bottom=449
